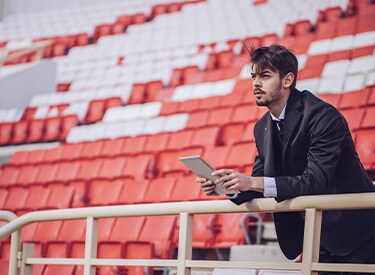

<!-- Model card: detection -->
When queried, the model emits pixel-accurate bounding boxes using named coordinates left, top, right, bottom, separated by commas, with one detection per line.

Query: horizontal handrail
left=1, top=192, right=375, bottom=239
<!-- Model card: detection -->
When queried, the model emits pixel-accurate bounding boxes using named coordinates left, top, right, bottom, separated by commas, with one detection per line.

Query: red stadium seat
left=0, top=189, right=8, bottom=209
left=186, top=110, right=210, bottom=129
left=88, top=179, right=124, bottom=206
left=0, top=165, right=19, bottom=187
left=80, top=140, right=104, bottom=159
left=226, top=142, right=257, bottom=171
left=3, top=186, right=28, bottom=211
left=27, top=119, right=45, bottom=143
left=241, top=122, right=256, bottom=143
left=57, top=219, right=86, bottom=243
left=34, top=163, right=59, bottom=185
left=178, top=99, right=200, bottom=113
left=207, top=107, right=233, bottom=126
left=203, top=145, right=231, bottom=169
left=143, top=178, right=176, bottom=203
left=144, top=133, right=170, bottom=153
left=76, top=159, right=103, bottom=181
left=220, top=123, right=246, bottom=145
left=54, top=161, right=81, bottom=183
left=16, top=164, right=40, bottom=185
left=231, top=104, right=259, bottom=124
left=341, top=108, right=365, bottom=132
left=0, top=123, right=13, bottom=145
left=84, top=99, right=106, bottom=124
left=44, top=117, right=61, bottom=141
left=122, top=242, right=155, bottom=275
left=121, top=154, right=153, bottom=180
left=339, top=88, right=370, bottom=110
left=170, top=175, right=202, bottom=202
left=190, top=126, right=220, bottom=148
left=11, top=120, right=28, bottom=144
left=60, top=115, right=78, bottom=139
left=44, top=185, right=75, bottom=209
left=100, top=138, right=125, bottom=157
left=317, top=94, right=341, bottom=108
left=198, top=96, right=222, bottom=110
left=109, top=216, right=146, bottom=242
left=138, top=216, right=177, bottom=259
left=299, top=54, right=328, bottom=80
left=97, top=156, right=126, bottom=180
left=9, top=150, right=29, bottom=165
left=213, top=213, right=247, bottom=248
left=192, top=214, right=219, bottom=248
left=122, top=136, right=147, bottom=155
left=25, top=148, right=47, bottom=164
left=117, top=179, right=149, bottom=204
left=43, top=146, right=63, bottom=163
left=60, top=143, right=84, bottom=161
left=42, top=265, right=75, bottom=275
left=166, top=129, right=194, bottom=150
left=361, top=106, right=375, bottom=128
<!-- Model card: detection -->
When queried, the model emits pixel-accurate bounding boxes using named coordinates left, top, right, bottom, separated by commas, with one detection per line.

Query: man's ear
left=283, top=72, right=295, bottom=88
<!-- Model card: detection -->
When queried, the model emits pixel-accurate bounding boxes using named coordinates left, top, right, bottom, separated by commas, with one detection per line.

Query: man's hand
left=196, top=177, right=218, bottom=196
left=212, top=169, right=264, bottom=193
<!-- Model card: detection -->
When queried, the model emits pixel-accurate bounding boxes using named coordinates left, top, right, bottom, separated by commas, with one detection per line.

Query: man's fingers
left=212, top=169, right=233, bottom=176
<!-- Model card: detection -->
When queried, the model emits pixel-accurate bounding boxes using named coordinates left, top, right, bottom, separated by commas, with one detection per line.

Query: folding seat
left=117, top=179, right=149, bottom=204
left=231, top=104, right=258, bottom=124
left=185, top=110, right=210, bottom=129
left=97, top=156, right=126, bottom=180
left=44, top=185, right=75, bottom=209
left=54, top=161, right=81, bottom=183
left=34, top=163, right=59, bottom=185
left=88, top=179, right=123, bottom=206
left=121, top=136, right=147, bottom=155
left=178, top=99, right=200, bottom=114
left=338, top=88, right=370, bottom=110
left=60, top=143, right=84, bottom=162
left=43, top=117, right=61, bottom=141
left=198, top=96, right=222, bottom=110
left=0, top=122, right=13, bottom=145
left=121, top=154, right=153, bottom=180
left=128, top=83, right=146, bottom=104
left=317, top=93, right=342, bottom=108
left=213, top=213, right=250, bottom=248
left=182, top=66, right=204, bottom=85
left=314, top=21, right=336, bottom=40
left=298, top=54, right=327, bottom=79
left=159, top=101, right=180, bottom=116
left=100, top=138, right=125, bottom=158
left=137, top=216, right=177, bottom=259
left=143, top=178, right=176, bottom=203
left=292, top=33, right=314, bottom=56
left=203, top=146, right=231, bottom=169
left=151, top=4, right=168, bottom=18
left=84, top=99, right=106, bottom=124
left=105, top=96, right=122, bottom=109
left=76, top=158, right=103, bottom=181
left=190, top=126, right=220, bottom=148
left=27, top=119, right=45, bottom=143
left=226, top=143, right=257, bottom=171
left=16, top=164, right=40, bottom=186
left=9, top=150, right=29, bottom=166
left=170, top=175, right=202, bottom=202
left=109, top=216, right=146, bottom=243
left=80, top=140, right=104, bottom=159
left=60, top=115, right=79, bottom=139
left=165, top=129, right=193, bottom=151
left=220, top=123, right=246, bottom=146
left=192, top=214, right=219, bottom=248
left=0, top=188, right=8, bottom=209
left=206, top=107, right=233, bottom=126
left=29, top=220, right=63, bottom=256
left=21, top=185, right=50, bottom=212
left=361, top=106, right=375, bottom=129
left=143, top=133, right=169, bottom=154
left=0, top=165, right=19, bottom=187
left=11, top=120, right=28, bottom=144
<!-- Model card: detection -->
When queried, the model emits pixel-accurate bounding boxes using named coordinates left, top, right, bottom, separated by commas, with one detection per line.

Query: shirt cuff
left=264, top=177, right=277, bottom=197
left=226, top=192, right=239, bottom=199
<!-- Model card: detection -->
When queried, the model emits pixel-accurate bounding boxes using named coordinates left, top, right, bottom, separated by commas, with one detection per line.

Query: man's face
left=251, top=64, right=283, bottom=107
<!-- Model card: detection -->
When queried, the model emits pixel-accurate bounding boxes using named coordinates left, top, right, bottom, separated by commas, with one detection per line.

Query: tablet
left=178, top=155, right=238, bottom=195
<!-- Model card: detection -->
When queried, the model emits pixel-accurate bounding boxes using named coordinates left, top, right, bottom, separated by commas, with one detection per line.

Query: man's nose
left=253, top=77, right=261, bottom=88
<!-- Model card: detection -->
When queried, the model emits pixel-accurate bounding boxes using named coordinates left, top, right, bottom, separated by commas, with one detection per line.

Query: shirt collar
left=269, top=104, right=287, bottom=121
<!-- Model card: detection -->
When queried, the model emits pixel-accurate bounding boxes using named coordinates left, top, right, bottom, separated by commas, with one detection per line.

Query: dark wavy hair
left=246, top=44, right=298, bottom=89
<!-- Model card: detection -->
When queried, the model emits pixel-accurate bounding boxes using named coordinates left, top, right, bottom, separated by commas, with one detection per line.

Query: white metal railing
left=1, top=193, right=375, bottom=275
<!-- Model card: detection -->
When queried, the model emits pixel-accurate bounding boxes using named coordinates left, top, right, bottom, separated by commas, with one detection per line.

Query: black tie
left=275, top=119, right=284, bottom=137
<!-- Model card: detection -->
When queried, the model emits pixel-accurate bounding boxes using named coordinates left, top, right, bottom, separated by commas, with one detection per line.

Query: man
left=197, top=44, right=375, bottom=274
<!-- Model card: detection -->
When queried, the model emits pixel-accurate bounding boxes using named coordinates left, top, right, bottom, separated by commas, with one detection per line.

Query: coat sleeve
left=230, top=152, right=265, bottom=205
left=275, top=104, right=347, bottom=202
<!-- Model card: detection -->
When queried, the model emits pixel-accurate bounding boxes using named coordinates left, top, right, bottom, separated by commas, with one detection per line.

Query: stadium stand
left=0, top=0, right=375, bottom=274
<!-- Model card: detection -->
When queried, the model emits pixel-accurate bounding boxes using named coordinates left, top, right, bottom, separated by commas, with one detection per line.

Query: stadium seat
left=0, top=189, right=8, bottom=209
left=143, top=178, right=176, bottom=203
left=207, top=107, right=233, bottom=126
left=220, top=123, right=246, bottom=146
left=178, top=99, right=201, bottom=113
left=75, top=159, right=103, bottom=181
left=338, top=88, right=370, bottom=109
left=231, top=104, right=259, bottom=124
left=30, top=220, right=64, bottom=256
left=3, top=186, right=29, bottom=212
left=96, top=156, right=126, bottom=180
left=60, top=143, right=84, bottom=162
left=11, top=120, right=28, bottom=144
left=0, top=123, right=13, bottom=145
left=241, top=122, right=256, bottom=143
left=186, top=110, right=210, bottom=129
left=122, top=136, right=148, bottom=155
left=122, top=242, right=155, bottom=275
left=21, top=185, right=50, bottom=212
left=109, top=216, right=146, bottom=243
left=0, top=165, right=20, bottom=188
left=117, top=179, right=149, bottom=204
left=80, top=140, right=104, bottom=159
left=190, top=126, right=220, bottom=148
left=43, top=146, right=63, bottom=163
left=170, top=175, right=202, bottom=202
left=16, top=164, right=39, bottom=185
left=226, top=142, right=257, bottom=172
left=203, top=145, right=231, bottom=169
left=121, top=154, right=153, bottom=180
left=166, top=129, right=194, bottom=150
left=88, top=179, right=123, bottom=206
left=213, top=213, right=249, bottom=248
left=340, top=108, right=365, bottom=132
left=27, top=119, right=45, bottom=143
left=100, top=138, right=126, bottom=157
left=34, top=163, right=59, bottom=185
left=361, top=106, right=375, bottom=128
left=54, top=161, right=81, bottom=183
left=60, top=115, right=79, bottom=139
left=192, top=214, right=219, bottom=248
left=44, top=185, right=75, bottom=209
left=144, top=133, right=170, bottom=154
left=84, top=99, right=106, bottom=124
left=137, top=216, right=177, bottom=259
left=42, top=265, right=75, bottom=275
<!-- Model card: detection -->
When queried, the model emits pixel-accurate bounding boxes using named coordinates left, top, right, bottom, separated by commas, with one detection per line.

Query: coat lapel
left=263, top=115, right=279, bottom=176
left=282, top=89, right=302, bottom=156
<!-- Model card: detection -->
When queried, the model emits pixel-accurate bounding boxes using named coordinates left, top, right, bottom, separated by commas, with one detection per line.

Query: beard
left=254, top=82, right=283, bottom=107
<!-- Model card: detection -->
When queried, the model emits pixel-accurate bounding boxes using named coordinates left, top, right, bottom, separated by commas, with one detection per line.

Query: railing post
left=8, top=229, right=21, bottom=275
left=20, top=243, right=34, bottom=275
left=302, top=208, right=322, bottom=275
left=84, top=217, right=98, bottom=275
left=177, top=212, right=193, bottom=275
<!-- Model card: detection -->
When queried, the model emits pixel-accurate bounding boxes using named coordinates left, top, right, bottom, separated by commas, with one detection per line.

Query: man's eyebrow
left=251, top=69, right=272, bottom=76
